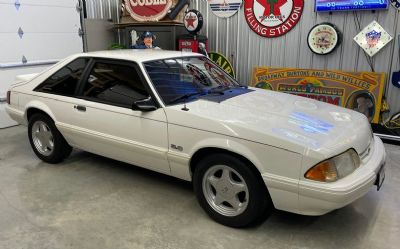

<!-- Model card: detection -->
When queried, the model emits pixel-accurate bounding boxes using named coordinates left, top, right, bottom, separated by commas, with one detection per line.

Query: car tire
left=193, top=153, right=274, bottom=228
left=28, top=113, right=72, bottom=164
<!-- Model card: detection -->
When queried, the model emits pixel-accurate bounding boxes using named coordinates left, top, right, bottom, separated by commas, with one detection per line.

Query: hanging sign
left=184, top=9, right=204, bottom=34
left=208, top=52, right=236, bottom=78
left=124, top=0, right=173, bottom=22
left=209, top=0, right=243, bottom=18
left=251, top=67, right=386, bottom=123
left=308, top=23, right=342, bottom=55
left=354, top=21, right=393, bottom=57
left=391, top=0, right=400, bottom=10
left=244, top=0, right=304, bottom=38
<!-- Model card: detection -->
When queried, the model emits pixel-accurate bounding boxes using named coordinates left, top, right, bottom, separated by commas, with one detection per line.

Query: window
left=144, top=57, right=239, bottom=105
left=35, top=58, right=89, bottom=96
left=80, top=62, right=149, bottom=108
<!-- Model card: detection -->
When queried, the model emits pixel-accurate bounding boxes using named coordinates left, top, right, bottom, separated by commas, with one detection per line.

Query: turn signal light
left=305, top=160, right=338, bottom=182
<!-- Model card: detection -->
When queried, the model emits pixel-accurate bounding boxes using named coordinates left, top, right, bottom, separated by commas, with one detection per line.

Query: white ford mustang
left=6, top=50, right=386, bottom=227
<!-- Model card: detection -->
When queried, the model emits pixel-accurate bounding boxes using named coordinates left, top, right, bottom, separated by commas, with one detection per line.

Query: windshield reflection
left=144, top=57, right=242, bottom=105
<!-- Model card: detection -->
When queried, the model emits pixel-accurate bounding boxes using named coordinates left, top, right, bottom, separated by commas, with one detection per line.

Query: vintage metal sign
left=391, top=0, right=400, bottom=10
left=209, top=0, right=243, bottom=18
left=184, top=9, right=203, bottom=34
left=244, top=0, right=304, bottom=38
left=354, top=21, right=393, bottom=57
left=208, top=52, right=236, bottom=78
left=124, top=0, right=173, bottom=22
left=251, top=67, right=386, bottom=123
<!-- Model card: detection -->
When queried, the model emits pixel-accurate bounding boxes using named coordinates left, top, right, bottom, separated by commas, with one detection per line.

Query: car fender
left=24, top=100, right=57, bottom=123
left=189, top=137, right=266, bottom=175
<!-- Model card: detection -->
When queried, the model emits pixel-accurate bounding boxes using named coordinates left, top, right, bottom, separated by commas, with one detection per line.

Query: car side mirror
left=132, top=97, right=157, bottom=112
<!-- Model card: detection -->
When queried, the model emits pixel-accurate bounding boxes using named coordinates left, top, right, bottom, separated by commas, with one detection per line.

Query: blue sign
left=316, top=0, right=389, bottom=12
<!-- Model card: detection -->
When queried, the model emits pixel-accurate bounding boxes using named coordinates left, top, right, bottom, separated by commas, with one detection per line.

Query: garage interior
left=1, top=0, right=400, bottom=248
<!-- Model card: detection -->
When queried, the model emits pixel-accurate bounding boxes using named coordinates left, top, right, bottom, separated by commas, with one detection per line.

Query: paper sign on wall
left=251, top=67, right=386, bottom=123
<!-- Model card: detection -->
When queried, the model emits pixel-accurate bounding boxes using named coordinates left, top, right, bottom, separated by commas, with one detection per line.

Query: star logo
left=185, top=13, right=197, bottom=29
left=244, top=0, right=304, bottom=38
left=257, top=0, right=288, bottom=22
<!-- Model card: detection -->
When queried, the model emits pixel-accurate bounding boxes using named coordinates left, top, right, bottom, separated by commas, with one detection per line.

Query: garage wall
left=84, top=0, right=120, bottom=22
left=0, top=0, right=83, bottom=128
left=196, top=0, right=400, bottom=117
left=78, top=0, right=400, bottom=116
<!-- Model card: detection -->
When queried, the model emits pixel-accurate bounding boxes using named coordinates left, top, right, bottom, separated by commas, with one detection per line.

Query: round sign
left=244, top=0, right=304, bottom=38
left=208, top=0, right=243, bottom=18
left=307, top=23, right=342, bottom=55
left=208, top=52, right=236, bottom=78
left=124, top=0, right=172, bottom=22
left=391, top=0, right=400, bottom=10
left=184, top=10, right=203, bottom=34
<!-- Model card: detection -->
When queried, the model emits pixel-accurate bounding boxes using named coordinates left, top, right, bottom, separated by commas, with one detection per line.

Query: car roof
left=75, top=49, right=203, bottom=63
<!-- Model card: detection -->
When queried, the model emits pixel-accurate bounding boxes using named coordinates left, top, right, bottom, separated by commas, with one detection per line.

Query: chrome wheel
left=31, top=121, right=54, bottom=156
left=202, top=165, right=249, bottom=217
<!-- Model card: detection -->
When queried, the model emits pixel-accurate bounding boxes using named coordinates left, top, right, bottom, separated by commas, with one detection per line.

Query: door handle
left=74, top=105, right=86, bottom=112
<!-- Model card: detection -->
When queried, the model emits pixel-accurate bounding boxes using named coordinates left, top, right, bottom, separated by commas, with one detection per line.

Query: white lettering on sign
left=182, top=41, right=192, bottom=46
left=130, top=0, right=166, bottom=6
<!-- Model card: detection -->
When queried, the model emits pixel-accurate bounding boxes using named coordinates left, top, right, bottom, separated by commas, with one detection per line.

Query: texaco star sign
left=184, top=10, right=203, bottom=34
left=244, top=0, right=304, bottom=38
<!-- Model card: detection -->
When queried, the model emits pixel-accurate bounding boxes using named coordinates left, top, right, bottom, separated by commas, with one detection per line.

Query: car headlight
left=305, top=149, right=360, bottom=182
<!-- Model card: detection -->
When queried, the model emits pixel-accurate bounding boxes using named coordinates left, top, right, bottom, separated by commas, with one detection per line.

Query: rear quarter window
left=34, top=58, right=89, bottom=97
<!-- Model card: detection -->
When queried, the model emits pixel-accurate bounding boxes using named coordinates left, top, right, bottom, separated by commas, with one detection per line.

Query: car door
left=61, top=58, right=170, bottom=174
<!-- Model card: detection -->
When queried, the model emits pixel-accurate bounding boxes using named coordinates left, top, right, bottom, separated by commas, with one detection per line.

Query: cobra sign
left=124, top=0, right=173, bottom=22
left=244, top=0, right=304, bottom=38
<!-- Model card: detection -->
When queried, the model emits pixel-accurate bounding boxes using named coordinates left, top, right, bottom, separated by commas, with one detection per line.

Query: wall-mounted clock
left=354, top=21, right=393, bottom=57
left=307, top=23, right=342, bottom=55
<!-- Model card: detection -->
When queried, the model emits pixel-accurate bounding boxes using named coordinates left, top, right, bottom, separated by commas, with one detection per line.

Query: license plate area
left=375, top=163, right=386, bottom=191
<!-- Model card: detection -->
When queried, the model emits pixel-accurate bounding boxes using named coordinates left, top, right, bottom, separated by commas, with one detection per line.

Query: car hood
left=164, top=88, right=372, bottom=157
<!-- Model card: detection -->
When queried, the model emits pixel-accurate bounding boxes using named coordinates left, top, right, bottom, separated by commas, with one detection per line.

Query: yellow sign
left=251, top=67, right=386, bottom=123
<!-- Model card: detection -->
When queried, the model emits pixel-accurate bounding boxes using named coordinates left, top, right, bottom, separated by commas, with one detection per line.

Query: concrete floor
left=0, top=126, right=399, bottom=249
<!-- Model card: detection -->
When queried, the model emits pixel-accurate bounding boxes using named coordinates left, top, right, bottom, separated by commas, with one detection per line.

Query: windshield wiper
left=168, top=92, right=204, bottom=105
left=208, top=86, right=232, bottom=94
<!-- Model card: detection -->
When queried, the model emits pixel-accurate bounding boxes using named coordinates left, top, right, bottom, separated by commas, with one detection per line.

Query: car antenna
left=182, top=102, right=189, bottom=111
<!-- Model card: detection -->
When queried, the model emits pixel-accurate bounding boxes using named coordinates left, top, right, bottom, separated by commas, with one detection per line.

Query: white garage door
left=0, top=0, right=83, bottom=128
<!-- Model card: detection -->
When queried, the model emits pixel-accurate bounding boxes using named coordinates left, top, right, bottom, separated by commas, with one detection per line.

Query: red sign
left=184, top=10, right=203, bottom=34
left=244, top=0, right=304, bottom=38
left=124, top=0, right=173, bottom=22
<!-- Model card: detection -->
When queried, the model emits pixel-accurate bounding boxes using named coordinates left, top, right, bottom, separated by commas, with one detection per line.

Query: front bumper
left=297, top=135, right=386, bottom=215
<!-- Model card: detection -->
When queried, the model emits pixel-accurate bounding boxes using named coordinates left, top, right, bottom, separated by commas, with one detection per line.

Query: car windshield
left=143, top=56, right=241, bottom=105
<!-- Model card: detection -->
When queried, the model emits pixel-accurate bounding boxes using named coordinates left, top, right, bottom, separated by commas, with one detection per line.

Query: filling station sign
left=244, top=0, right=304, bottom=38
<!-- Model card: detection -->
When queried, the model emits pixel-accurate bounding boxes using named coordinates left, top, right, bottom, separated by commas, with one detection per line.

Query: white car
left=6, top=50, right=386, bottom=227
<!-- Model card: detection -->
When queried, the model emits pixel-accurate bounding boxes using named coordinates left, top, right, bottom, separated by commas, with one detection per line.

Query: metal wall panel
left=196, top=0, right=400, bottom=117
left=84, top=0, right=120, bottom=22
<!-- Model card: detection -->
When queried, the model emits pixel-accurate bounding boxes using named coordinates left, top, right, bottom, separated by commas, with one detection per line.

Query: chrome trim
left=375, top=133, right=400, bottom=142
left=0, top=60, right=59, bottom=69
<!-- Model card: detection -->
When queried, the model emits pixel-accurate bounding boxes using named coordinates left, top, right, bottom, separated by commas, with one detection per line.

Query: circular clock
left=307, top=23, right=342, bottom=55
left=184, top=10, right=204, bottom=34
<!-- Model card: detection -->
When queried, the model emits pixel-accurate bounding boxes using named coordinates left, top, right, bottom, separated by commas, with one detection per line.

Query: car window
left=80, top=62, right=149, bottom=108
left=144, top=57, right=239, bottom=105
left=34, top=58, right=89, bottom=96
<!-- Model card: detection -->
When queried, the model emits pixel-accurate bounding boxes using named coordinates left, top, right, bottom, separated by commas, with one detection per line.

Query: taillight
left=6, top=91, right=11, bottom=105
